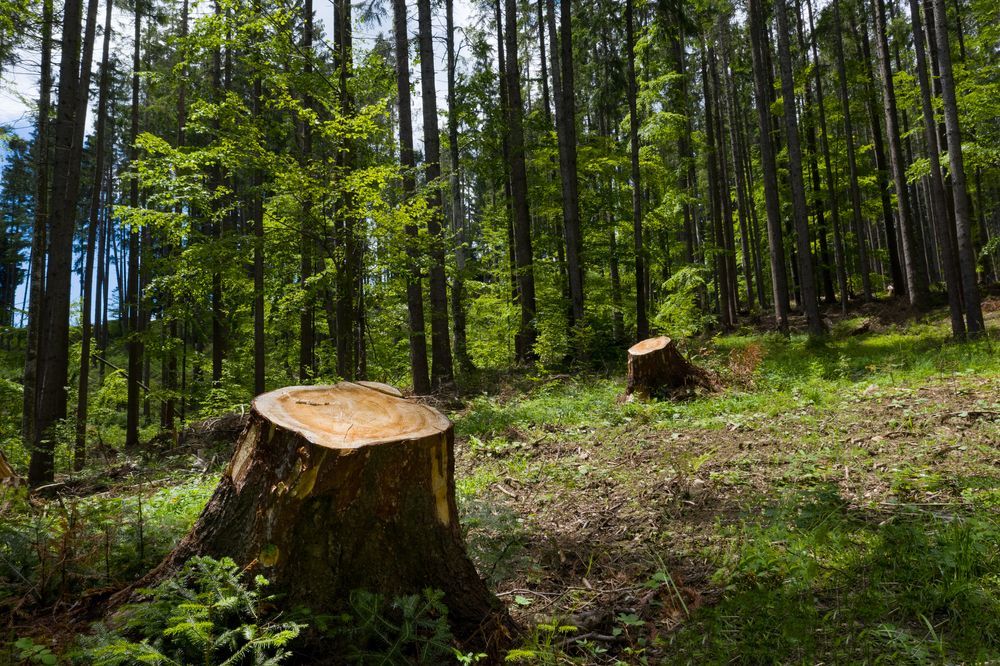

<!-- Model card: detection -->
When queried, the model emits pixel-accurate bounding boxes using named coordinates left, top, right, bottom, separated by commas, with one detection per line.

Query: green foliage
left=305, top=588, right=459, bottom=664
left=0, top=477, right=216, bottom=607
left=505, top=622, right=577, bottom=664
left=12, top=637, right=58, bottom=665
left=652, top=265, right=715, bottom=339
left=81, top=556, right=303, bottom=666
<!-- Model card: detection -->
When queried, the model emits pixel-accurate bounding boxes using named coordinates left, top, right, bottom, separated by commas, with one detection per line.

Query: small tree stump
left=131, top=382, right=514, bottom=653
left=626, top=336, right=715, bottom=400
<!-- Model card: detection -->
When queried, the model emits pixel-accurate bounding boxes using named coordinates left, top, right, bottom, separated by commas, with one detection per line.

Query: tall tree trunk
left=675, top=36, right=696, bottom=267
left=703, top=44, right=734, bottom=329
left=417, top=0, right=455, bottom=384
left=909, top=0, right=965, bottom=335
left=794, top=0, right=834, bottom=305
left=334, top=0, right=358, bottom=380
left=252, top=49, right=265, bottom=394
left=29, top=0, right=90, bottom=484
left=446, top=0, right=471, bottom=372
left=724, top=47, right=755, bottom=310
left=299, top=0, right=315, bottom=381
left=831, top=0, right=871, bottom=301
left=931, top=0, right=984, bottom=333
left=21, top=0, right=52, bottom=450
left=124, top=0, right=142, bottom=451
left=774, top=0, right=822, bottom=336
left=711, top=43, right=740, bottom=324
left=872, top=0, right=929, bottom=308
left=536, top=0, right=551, bottom=123
left=75, top=0, right=113, bottom=471
left=161, top=0, right=187, bottom=431
left=806, top=0, right=848, bottom=313
left=853, top=9, right=904, bottom=295
left=395, top=0, right=431, bottom=393
left=556, top=0, right=584, bottom=332
left=626, top=0, right=647, bottom=339
left=748, top=0, right=790, bottom=333
left=209, top=0, right=225, bottom=385
left=503, top=0, right=538, bottom=360
left=496, top=0, right=518, bottom=309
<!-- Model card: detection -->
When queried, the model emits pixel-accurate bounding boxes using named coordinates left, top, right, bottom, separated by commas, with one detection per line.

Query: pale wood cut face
left=628, top=336, right=670, bottom=355
left=253, top=383, right=450, bottom=449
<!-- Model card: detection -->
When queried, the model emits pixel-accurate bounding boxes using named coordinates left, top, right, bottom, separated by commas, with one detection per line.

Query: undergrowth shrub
left=299, top=588, right=473, bottom=664
left=0, top=478, right=214, bottom=610
left=79, top=556, right=303, bottom=665
left=652, top=265, right=715, bottom=338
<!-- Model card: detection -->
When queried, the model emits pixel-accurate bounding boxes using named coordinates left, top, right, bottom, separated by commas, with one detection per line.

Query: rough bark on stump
left=122, top=382, right=515, bottom=655
left=625, top=336, right=716, bottom=399
left=0, top=450, right=17, bottom=483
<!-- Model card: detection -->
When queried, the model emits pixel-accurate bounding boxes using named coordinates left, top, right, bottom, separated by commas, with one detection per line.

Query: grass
left=454, top=309, right=1000, bottom=663
left=1, top=306, right=999, bottom=663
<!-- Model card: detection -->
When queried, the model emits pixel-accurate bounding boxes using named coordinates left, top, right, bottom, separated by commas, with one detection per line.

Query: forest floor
left=453, top=299, right=1000, bottom=663
left=2, top=299, right=999, bottom=664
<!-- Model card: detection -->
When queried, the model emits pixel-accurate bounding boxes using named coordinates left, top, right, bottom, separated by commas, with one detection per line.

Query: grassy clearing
left=455, top=308, right=1000, bottom=663
left=1, top=305, right=999, bottom=663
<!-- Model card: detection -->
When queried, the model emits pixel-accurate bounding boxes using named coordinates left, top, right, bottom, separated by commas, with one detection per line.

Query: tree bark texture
left=626, top=337, right=716, bottom=400
left=127, top=383, right=516, bottom=654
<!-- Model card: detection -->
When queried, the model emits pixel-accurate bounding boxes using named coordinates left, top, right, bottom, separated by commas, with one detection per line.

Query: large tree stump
left=133, top=382, right=514, bottom=653
left=625, top=336, right=716, bottom=399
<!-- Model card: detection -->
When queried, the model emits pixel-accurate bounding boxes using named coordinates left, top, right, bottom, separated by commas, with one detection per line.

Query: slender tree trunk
left=417, top=0, right=455, bottom=384
left=703, top=44, right=735, bottom=329
left=252, top=57, right=265, bottom=393
left=673, top=34, right=696, bottom=267
left=556, top=0, right=584, bottom=331
left=544, top=0, right=570, bottom=309
left=609, top=224, right=625, bottom=344
left=794, top=0, right=834, bottom=305
left=907, top=0, right=964, bottom=335
left=503, top=0, right=538, bottom=360
left=496, top=0, right=518, bottom=309
left=626, top=0, right=647, bottom=339
left=724, top=49, right=755, bottom=310
left=806, top=0, right=848, bottom=313
left=446, top=0, right=471, bottom=372
left=831, top=0, right=871, bottom=301
left=75, top=0, right=113, bottom=471
left=872, top=0, right=929, bottom=308
left=21, top=0, right=52, bottom=450
left=536, top=0, right=551, bottom=123
left=299, top=0, right=315, bottom=381
left=853, top=9, right=904, bottom=295
left=931, top=0, right=984, bottom=333
left=712, top=43, right=740, bottom=323
left=394, top=0, right=431, bottom=394
left=774, top=0, right=822, bottom=335
left=124, top=0, right=142, bottom=451
left=208, top=1, right=225, bottom=385
left=748, top=0, right=790, bottom=333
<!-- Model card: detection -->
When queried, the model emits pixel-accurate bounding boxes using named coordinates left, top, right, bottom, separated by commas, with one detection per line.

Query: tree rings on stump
left=625, top=336, right=717, bottom=400
left=129, top=382, right=515, bottom=655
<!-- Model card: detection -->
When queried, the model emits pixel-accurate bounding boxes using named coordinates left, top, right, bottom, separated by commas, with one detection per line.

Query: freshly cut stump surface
left=135, top=382, right=514, bottom=654
left=626, top=336, right=716, bottom=399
